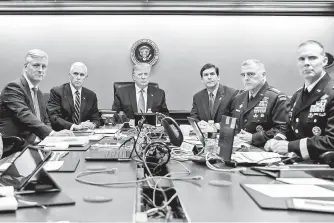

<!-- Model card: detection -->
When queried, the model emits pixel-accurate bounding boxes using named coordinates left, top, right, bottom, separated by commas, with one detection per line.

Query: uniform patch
left=321, top=94, right=329, bottom=100
left=269, top=88, right=280, bottom=94
left=312, top=126, right=322, bottom=136
left=256, top=125, right=263, bottom=132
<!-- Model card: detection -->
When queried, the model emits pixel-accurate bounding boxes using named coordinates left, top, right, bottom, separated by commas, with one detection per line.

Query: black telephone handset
left=161, top=117, right=183, bottom=147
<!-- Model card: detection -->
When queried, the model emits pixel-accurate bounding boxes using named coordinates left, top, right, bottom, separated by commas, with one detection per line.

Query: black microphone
left=138, top=109, right=146, bottom=128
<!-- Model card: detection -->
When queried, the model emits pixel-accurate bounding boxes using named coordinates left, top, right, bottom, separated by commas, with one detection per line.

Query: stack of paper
left=39, top=136, right=89, bottom=147
left=93, top=129, right=119, bottom=134
left=0, top=186, right=18, bottom=211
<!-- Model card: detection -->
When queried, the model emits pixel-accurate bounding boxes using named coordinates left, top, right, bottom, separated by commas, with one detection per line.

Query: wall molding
left=0, top=1, right=333, bottom=15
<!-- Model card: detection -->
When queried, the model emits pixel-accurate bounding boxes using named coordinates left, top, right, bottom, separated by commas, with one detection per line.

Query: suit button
left=295, top=129, right=298, bottom=134
left=314, top=119, right=317, bottom=123
left=296, top=118, right=299, bottom=123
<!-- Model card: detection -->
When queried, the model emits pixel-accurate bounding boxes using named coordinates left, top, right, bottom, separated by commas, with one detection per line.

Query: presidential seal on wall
left=131, top=39, right=159, bottom=65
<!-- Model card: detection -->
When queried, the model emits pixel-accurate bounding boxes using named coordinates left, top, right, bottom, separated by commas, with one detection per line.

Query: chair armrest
left=2, top=136, right=25, bottom=147
left=319, top=151, right=334, bottom=168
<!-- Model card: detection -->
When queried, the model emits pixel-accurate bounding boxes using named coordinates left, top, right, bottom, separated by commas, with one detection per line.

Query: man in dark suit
left=229, top=59, right=290, bottom=147
left=47, top=62, right=100, bottom=131
left=190, top=63, right=238, bottom=129
left=0, top=49, right=73, bottom=153
left=112, top=63, right=169, bottom=119
left=266, top=41, right=334, bottom=161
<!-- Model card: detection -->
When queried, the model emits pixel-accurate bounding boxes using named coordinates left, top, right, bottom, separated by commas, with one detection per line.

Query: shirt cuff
left=274, top=133, right=287, bottom=141
left=49, top=131, right=55, bottom=136
left=299, top=138, right=310, bottom=160
left=70, top=124, right=75, bottom=131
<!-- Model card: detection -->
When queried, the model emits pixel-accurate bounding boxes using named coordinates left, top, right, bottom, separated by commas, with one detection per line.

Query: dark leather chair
left=43, top=92, right=50, bottom=106
left=113, top=82, right=159, bottom=95
left=2, top=136, right=25, bottom=158
left=319, top=151, right=334, bottom=168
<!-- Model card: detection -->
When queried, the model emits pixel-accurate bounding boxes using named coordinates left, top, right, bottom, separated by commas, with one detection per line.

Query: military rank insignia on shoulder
left=268, top=88, right=280, bottom=94
left=278, top=94, right=287, bottom=101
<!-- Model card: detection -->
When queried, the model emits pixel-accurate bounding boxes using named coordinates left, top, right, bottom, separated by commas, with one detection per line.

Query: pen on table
left=59, top=151, right=69, bottom=159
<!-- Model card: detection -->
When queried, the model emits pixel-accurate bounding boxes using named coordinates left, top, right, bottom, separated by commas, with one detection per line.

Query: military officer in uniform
left=229, top=59, right=290, bottom=147
left=265, top=40, right=334, bottom=161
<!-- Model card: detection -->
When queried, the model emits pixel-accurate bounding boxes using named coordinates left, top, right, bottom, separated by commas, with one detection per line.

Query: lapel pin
left=219, top=97, right=222, bottom=100
left=317, top=89, right=321, bottom=92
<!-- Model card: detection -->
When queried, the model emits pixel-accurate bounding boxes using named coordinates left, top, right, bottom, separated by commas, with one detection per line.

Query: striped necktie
left=209, top=92, right=214, bottom=119
left=73, top=90, right=80, bottom=124
left=138, top=89, right=145, bottom=113
left=31, top=87, right=41, bottom=120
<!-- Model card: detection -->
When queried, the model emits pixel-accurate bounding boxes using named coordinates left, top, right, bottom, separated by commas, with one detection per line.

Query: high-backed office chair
left=113, top=82, right=159, bottom=95
left=319, top=151, right=334, bottom=168
left=2, top=136, right=25, bottom=158
left=43, top=92, right=50, bottom=106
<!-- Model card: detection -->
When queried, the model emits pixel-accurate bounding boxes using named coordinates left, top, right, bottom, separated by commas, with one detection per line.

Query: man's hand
left=214, top=123, right=220, bottom=130
left=53, top=129, right=75, bottom=137
left=236, top=129, right=252, bottom=143
left=80, top=121, right=96, bottom=130
left=72, top=124, right=87, bottom=131
left=197, top=120, right=208, bottom=130
left=264, top=139, right=289, bottom=154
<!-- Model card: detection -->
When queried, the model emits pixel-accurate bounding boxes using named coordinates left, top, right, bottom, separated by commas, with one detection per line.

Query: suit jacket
left=112, top=84, right=169, bottom=119
left=46, top=83, right=100, bottom=131
left=287, top=74, right=334, bottom=161
left=229, top=82, right=290, bottom=147
left=190, top=84, right=238, bottom=123
left=0, top=76, right=52, bottom=149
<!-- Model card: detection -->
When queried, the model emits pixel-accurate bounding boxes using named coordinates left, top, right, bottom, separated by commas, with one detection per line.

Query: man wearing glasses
left=112, top=63, right=169, bottom=119
left=229, top=59, right=290, bottom=147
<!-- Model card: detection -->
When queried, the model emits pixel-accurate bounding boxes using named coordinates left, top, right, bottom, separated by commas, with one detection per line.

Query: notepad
left=245, top=184, right=334, bottom=198
left=39, top=136, right=89, bottom=147
left=93, top=129, right=119, bottom=134
left=276, top=178, right=334, bottom=185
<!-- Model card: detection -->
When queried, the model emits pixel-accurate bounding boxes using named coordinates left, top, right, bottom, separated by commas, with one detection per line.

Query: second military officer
left=229, top=59, right=290, bottom=147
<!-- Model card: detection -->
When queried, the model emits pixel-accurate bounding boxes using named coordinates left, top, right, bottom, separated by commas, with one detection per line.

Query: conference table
left=0, top=134, right=334, bottom=222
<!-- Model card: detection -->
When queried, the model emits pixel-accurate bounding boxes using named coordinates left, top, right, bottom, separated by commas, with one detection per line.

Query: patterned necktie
left=31, top=87, right=41, bottom=120
left=209, top=92, right=214, bottom=119
left=73, top=90, right=80, bottom=124
left=138, top=89, right=145, bottom=113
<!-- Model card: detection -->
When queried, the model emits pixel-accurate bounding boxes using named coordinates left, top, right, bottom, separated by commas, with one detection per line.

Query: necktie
left=138, top=89, right=145, bottom=113
left=249, top=94, right=254, bottom=101
left=209, top=92, right=214, bottom=119
left=303, top=88, right=309, bottom=102
left=73, top=90, right=80, bottom=124
left=31, top=87, right=41, bottom=120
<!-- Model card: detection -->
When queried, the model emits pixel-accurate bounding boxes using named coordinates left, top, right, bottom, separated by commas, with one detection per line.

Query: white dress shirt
left=249, top=82, right=264, bottom=100
left=207, top=84, right=219, bottom=103
left=69, top=83, right=82, bottom=106
left=135, top=84, right=148, bottom=112
left=23, top=73, right=39, bottom=105
left=23, top=73, right=54, bottom=141
left=304, top=71, right=326, bottom=92
left=69, top=83, right=82, bottom=130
